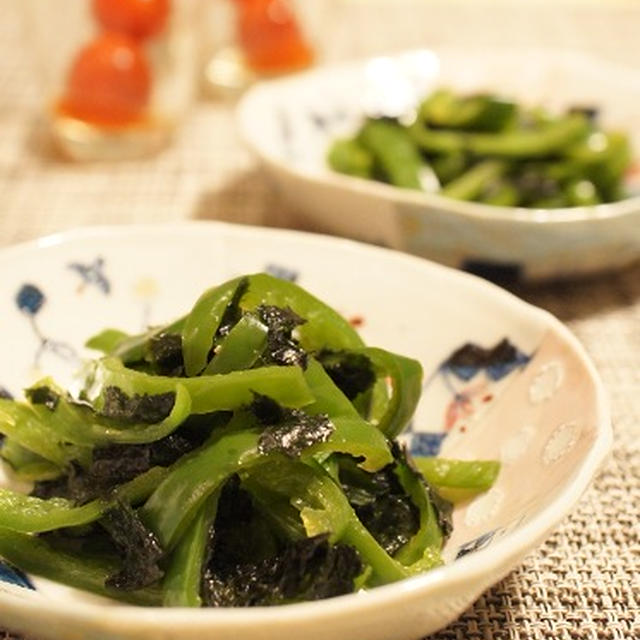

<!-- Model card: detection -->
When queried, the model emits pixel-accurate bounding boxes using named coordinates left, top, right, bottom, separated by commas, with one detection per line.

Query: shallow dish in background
left=237, top=48, right=640, bottom=280
left=0, top=222, right=610, bottom=640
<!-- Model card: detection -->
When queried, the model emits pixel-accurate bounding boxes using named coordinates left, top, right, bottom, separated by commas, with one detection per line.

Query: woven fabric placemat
left=0, top=1, right=638, bottom=638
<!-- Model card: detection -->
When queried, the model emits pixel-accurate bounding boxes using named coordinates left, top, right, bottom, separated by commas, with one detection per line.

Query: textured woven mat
left=0, top=1, right=638, bottom=638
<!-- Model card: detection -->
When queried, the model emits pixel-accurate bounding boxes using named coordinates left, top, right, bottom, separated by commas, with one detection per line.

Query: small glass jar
left=24, top=0, right=198, bottom=161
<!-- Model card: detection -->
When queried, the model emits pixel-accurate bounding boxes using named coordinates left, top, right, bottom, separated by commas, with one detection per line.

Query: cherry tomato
left=93, top=0, right=171, bottom=40
left=234, top=0, right=314, bottom=74
left=61, top=33, right=151, bottom=126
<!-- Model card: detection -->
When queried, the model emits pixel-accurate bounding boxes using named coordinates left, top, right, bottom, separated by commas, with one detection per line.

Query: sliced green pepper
left=85, top=357, right=314, bottom=414
left=413, top=457, right=500, bottom=491
left=0, top=527, right=162, bottom=606
left=181, top=277, right=245, bottom=376
left=162, top=490, right=220, bottom=607
left=0, top=466, right=167, bottom=534
left=239, top=274, right=364, bottom=353
left=140, top=422, right=262, bottom=549
left=440, top=160, right=507, bottom=201
left=301, top=359, right=393, bottom=472
left=202, top=313, right=268, bottom=375
left=25, top=378, right=192, bottom=446
left=242, top=458, right=409, bottom=585
left=0, top=438, right=61, bottom=481
left=0, top=399, right=84, bottom=468
left=467, top=114, right=590, bottom=158
left=327, top=138, right=374, bottom=179
left=358, top=347, right=423, bottom=439
left=357, top=119, right=431, bottom=190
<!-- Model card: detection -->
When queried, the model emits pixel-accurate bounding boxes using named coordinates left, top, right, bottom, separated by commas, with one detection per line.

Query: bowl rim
left=236, top=46, right=640, bottom=226
left=0, top=222, right=612, bottom=629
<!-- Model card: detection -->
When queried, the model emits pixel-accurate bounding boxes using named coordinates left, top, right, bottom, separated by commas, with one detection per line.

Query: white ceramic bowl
left=237, top=48, right=640, bottom=280
left=0, top=222, right=610, bottom=640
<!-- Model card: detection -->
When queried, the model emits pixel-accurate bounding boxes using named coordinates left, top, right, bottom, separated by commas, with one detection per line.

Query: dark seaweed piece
left=316, top=350, right=376, bottom=400
left=25, top=386, right=60, bottom=411
left=31, top=415, right=224, bottom=503
left=257, top=304, right=308, bottom=368
left=203, top=532, right=362, bottom=607
left=100, top=386, right=175, bottom=424
left=217, top=277, right=250, bottom=337
left=147, top=332, right=184, bottom=376
left=100, top=501, right=164, bottom=591
left=205, top=476, right=278, bottom=570
left=250, top=394, right=334, bottom=458
left=338, top=455, right=419, bottom=556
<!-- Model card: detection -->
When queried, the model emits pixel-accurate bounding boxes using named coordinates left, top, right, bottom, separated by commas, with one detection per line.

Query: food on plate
left=0, top=274, right=498, bottom=606
left=328, top=88, right=632, bottom=208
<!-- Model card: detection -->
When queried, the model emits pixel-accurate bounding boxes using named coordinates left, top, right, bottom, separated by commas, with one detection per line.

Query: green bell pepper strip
left=140, top=423, right=262, bottom=550
left=411, top=114, right=589, bottom=160
left=162, top=490, right=220, bottom=607
left=391, top=458, right=446, bottom=568
left=0, top=489, right=105, bottom=533
left=0, top=467, right=168, bottom=534
left=0, top=439, right=61, bottom=482
left=419, top=89, right=517, bottom=132
left=181, top=277, right=245, bottom=376
left=327, top=138, right=374, bottom=179
left=0, top=527, right=162, bottom=606
left=357, top=119, right=429, bottom=190
left=432, top=151, right=469, bottom=185
left=479, top=180, right=520, bottom=207
left=85, top=357, right=315, bottom=414
left=141, top=274, right=363, bottom=371
left=408, top=121, right=467, bottom=155
left=565, top=131, right=631, bottom=200
left=0, top=400, right=84, bottom=468
left=242, top=480, right=308, bottom=542
left=85, top=328, right=130, bottom=355
left=202, top=313, right=268, bottom=376
left=357, top=347, right=423, bottom=439
left=440, top=160, right=507, bottom=201
left=413, top=457, right=500, bottom=491
left=466, top=114, right=590, bottom=158
left=301, top=359, right=393, bottom=472
left=86, top=317, right=186, bottom=365
left=243, top=458, right=410, bottom=586
left=239, top=273, right=364, bottom=353
left=25, top=379, right=192, bottom=446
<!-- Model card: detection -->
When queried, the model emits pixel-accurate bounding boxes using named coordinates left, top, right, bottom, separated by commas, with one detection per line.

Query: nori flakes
left=147, top=332, right=184, bottom=376
left=100, top=501, right=164, bottom=591
left=25, top=386, right=60, bottom=411
left=257, top=304, right=308, bottom=368
left=250, top=394, right=334, bottom=458
left=339, top=454, right=420, bottom=556
left=202, top=480, right=362, bottom=606
left=217, top=277, right=250, bottom=338
left=100, top=386, right=176, bottom=424
left=316, top=350, right=376, bottom=400
left=31, top=416, right=223, bottom=504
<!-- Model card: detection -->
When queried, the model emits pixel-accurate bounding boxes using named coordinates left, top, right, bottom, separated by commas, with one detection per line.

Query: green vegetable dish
left=328, top=88, right=633, bottom=208
left=0, top=274, right=499, bottom=607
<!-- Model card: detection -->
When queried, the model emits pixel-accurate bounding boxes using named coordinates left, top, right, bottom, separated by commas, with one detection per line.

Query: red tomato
left=93, top=0, right=171, bottom=40
left=61, top=33, right=151, bottom=126
left=234, top=0, right=314, bottom=74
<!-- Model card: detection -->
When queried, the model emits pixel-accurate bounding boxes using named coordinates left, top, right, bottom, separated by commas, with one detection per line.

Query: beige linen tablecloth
left=0, top=1, right=638, bottom=638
